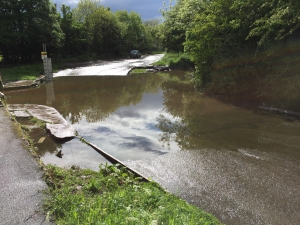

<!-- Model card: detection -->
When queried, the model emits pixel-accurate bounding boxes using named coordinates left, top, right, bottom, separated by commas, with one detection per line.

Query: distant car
left=129, top=50, right=141, bottom=58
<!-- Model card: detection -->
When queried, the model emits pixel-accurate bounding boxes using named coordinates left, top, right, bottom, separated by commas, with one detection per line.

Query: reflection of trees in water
left=27, top=127, right=63, bottom=157
left=157, top=80, right=207, bottom=150
left=36, top=136, right=63, bottom=157
left=53, top=74, right=166, bottom=123
left=158, top=56, right=300, bottom=151
left=206, top=41, right=300, bottom=111
left=157, top=76, right=265, bottom=151
left=156, top=115, right=190, bottom=150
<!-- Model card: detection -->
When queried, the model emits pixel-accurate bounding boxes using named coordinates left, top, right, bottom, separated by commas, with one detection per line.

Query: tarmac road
left=0, top=107, right=52, bottom=225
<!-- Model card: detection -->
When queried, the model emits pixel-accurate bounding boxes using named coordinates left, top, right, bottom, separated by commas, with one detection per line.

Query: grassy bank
left=44, top=164, right=222, bottom=225
left=0, top=63, right=44, bottom=81
left=153, top=53, right=194, bottom=70
left=129, top=68, right=147, bottom=74
left=0, top=55, right=98, bottom=82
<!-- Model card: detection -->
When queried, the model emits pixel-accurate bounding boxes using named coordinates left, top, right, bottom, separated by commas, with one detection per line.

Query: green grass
left=153, top=53, right=194, bottom=70
left=20, top=124, right=31, bottom=132
left=30, top=117, right=47, bottom=128
left=44, top=164, right=222, bottom=225
left=129, top=68, right=147, bottom=74
left=143, top=50, right=165, bottom=55
left=0, top=63, right=44, bottom=82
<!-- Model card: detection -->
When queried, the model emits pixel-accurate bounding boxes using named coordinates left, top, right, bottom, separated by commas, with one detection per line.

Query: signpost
left=42, top=44, right=55, bottom=105
left=41, top=44, right=53, bottom=81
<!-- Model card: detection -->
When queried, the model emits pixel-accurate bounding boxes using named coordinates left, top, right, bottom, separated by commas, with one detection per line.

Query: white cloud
left=68, top=91, right=180, bottom=162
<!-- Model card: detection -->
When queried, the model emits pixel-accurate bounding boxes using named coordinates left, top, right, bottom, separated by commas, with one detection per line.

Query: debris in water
left=38, top=137, right=46, bottom=143
left=56, top=150, right=63, bottom=158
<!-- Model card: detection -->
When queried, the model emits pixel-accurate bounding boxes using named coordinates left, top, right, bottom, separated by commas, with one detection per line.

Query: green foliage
left=115, top=11, right=148, bottom=52
left=159, top=0, right=187, bottom=52
left=129, top=69, right=147, bottom=74
left=59, top=5, right=89, bottom=57
left=90, top=7, right=121, bottom=55
left=30, top=117, right=47, bottom=128
left=154, top=53, right=194, bottom=70
left=0, top=0, right=64, bottom=63
left=73, top=0, right=101, bottom=23
left=20, top=125, right=31, bottom=132
left=72, top=0, right=121, bottom=56
left=0, top=0, right=163, bottom=64
left=143, top=19, right=164, bottom=52
left=160, top=0, right=300, bottom=87
left=44, top=164, right=222, bottom=225
left=246, top=0, right=300, bottom=47
left=0, top=63, right=44, bottom=81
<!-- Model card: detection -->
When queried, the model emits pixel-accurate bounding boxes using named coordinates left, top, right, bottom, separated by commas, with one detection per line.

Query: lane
left=54, top=54, right=164, bottom=77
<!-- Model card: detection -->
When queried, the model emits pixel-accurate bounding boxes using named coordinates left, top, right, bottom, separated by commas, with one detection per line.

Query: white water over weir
left=54, top=54, right=165, bottom=77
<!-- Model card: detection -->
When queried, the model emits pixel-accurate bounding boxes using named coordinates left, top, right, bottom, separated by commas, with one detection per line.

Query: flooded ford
left=3, top=69, right=300, bottom=225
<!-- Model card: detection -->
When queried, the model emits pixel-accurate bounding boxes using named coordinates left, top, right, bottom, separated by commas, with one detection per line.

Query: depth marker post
left=41, top=44, right=53, bottom=81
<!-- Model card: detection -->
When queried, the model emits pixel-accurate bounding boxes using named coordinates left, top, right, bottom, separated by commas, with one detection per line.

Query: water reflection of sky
left=37, top=89, right=179, bottom=170
left=7, top=72, right=300, bottom=171
left=70, top=91, right=180, bottom=162
left=39, top=138, right=110, bottom=170
left=4, top=74, right=183, bottom=169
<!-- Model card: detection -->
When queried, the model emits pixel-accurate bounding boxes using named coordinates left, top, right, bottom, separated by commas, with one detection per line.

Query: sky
left=53, top=0, right=166, bottom=21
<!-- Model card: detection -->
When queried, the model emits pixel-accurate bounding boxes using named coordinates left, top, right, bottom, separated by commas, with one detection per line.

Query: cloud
left=69, top=91, right=179, bottom=161
left=54, top=0, right=163, bottom=20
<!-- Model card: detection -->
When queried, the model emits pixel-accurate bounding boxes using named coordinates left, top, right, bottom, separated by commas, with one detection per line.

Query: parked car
left=129, top=50, right=141, bottom=58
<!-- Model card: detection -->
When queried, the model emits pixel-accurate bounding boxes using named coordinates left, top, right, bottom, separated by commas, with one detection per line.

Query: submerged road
left=54, top=54, right=164, bottom=77
left=127, top=145, right=300, bottom=225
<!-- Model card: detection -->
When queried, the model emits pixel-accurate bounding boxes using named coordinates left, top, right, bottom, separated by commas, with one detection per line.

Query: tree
left=115, top=11, right=146, bottom=52
left=72, top=0, right=101, bottom=23
left=60, top=4, right=89, bottom=57
left=247, top=0, right=300, bottom=47
left=88, top=7, right=121, bottom=55
left=0, top=0, right=64, bottom=63
left=72, top=0, right=122, bottom=56
left=143, top=19, right=163, bottom=52
left=169, top=0, right=300, bottom=86
left=160, top=0, right=187, bottom=52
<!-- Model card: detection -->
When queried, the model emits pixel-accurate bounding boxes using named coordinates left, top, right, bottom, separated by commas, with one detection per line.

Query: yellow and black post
left=41, top=44, right=53, bottom=81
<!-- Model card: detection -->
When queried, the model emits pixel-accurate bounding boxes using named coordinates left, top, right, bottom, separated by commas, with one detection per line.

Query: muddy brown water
left=3, top=71, right=300, bottom=225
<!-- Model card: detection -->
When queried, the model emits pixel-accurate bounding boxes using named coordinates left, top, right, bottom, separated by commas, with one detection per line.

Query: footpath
left=0, top=106, right=52, bottom=225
